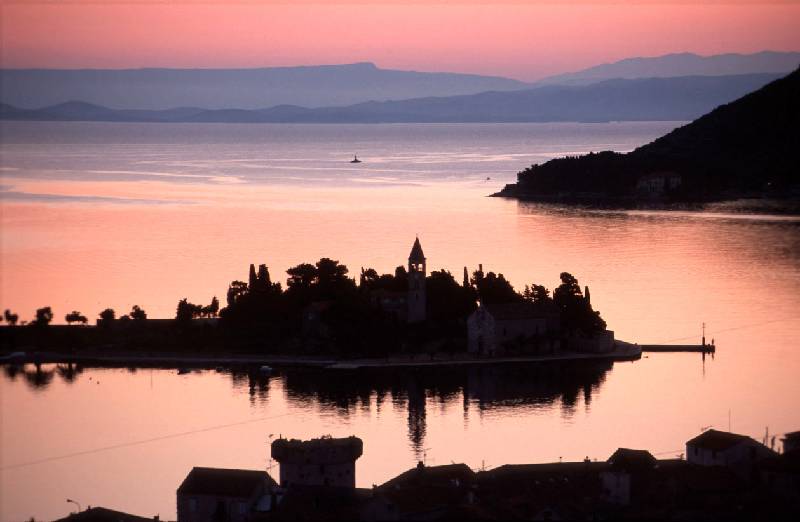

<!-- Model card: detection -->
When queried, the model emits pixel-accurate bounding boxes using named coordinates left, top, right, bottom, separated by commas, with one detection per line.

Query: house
left=467, top=302, right=559, bottom=356
left=271, top=436, right=363, bottom=488
left=686, top=429, right=776, bottom=478
left=601, top=448, right=658, bottom=506
left=476, top=461, right=608, bottom=520
left=176, top=467, right=275, bottom=522
left=376, top=463, right=478, bottom=521
left=268, top=485, right=377, bottom=521
left=783, top=431, right=800, bottom=453
left=635, top=172, right=682, bottom=197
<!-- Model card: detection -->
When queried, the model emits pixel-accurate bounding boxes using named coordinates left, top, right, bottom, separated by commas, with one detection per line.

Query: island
left=0, top=238, right=656, bottom=367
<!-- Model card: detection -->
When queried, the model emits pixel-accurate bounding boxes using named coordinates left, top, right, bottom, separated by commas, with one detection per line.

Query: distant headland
left=494, top=67, right=800, bottom=208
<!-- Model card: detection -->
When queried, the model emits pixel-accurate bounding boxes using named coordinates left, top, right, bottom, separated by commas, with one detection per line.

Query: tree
left=286, top=263, right=317, bottom=290
left=523, top=284, right=551, bottom=304
left=65, top=311, right=88, bottom=325
left=176, top=298, right=202, bottom=322
left=33, top=307, right=53, bottom=326
left=226, top=281, right=248, bottom=307
left=359, top=268, right=380, bottom=288
left=207, top=296, right=219, bottom=317
left=426, top=269, right=478, bottom=322
left=99, top=308, right=116, bottom=326
left=473, top=270, right=521, bottom=304
left=130, top=305, right=147, bottom=321
left=4, top=310, right=19, bottom=326
left=553, top=272, right=606, bottom=334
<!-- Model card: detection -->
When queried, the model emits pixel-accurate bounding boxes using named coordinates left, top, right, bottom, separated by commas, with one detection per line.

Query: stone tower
left=408, top=237, right=427, bottom=323
left=271, top=436, right=363, bottom=488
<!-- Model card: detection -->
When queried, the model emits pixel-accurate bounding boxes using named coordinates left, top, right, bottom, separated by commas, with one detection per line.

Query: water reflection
left=4, top=360, right=613, bottom=454
left=4, top=363, right=83, bottom=391
left=276, top=361, right=612, bottom=453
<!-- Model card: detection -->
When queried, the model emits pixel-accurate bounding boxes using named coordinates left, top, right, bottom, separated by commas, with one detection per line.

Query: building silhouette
left=407, top=237, right=426, bottom=323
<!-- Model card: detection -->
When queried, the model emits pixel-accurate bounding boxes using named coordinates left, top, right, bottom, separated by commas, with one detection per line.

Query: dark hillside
left=498, top=67, right=800, bottom=201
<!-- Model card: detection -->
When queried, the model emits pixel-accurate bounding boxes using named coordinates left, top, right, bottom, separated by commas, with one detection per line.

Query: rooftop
left=177, top=467, right=274, bottom=497
left=607, top=448, right=658, bottom=471
left=380, top=463, right=475, bottom=490
left=685, top=429, right=753, bottom=451
left=53, top=507, right=155, bottom=522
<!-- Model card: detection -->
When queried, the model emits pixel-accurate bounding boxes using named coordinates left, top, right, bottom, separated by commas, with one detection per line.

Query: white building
left=686, top=429, right=775, bottom=478
left=467, top=302, right=557, bottom=356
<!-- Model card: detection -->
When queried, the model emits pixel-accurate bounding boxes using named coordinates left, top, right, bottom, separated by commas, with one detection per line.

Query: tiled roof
left=685, top=429, right=752, bottom=451
left=177, top=467, right=273, bottom=497
left=608, top=448, right=657, bottom=470
left=380, top=463, right=475, bottom=489
left=53, top=507, right=154, bottom=522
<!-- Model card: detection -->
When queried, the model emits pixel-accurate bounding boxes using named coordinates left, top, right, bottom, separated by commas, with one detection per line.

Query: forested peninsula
left=494, top=68, right=800, bottom=206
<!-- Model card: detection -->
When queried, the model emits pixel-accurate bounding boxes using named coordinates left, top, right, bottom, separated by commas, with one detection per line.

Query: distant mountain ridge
left=536, top=51, right=800, bottom=85
left=0, top=73, right=781, bottom=124
left=495, top=67, right=800, bottom=202
left=0, top=63, right=529, bottom=110
left=3, top=52, right=798, bottom=111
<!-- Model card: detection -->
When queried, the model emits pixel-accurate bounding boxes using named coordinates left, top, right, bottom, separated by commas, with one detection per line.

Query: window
left=238, top=502, right=247, bottom=515
left=189, top=498, right=198, bottom=512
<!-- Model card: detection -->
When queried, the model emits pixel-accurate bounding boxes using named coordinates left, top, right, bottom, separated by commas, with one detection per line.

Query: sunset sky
left=2, top=0, right=800, bottom=81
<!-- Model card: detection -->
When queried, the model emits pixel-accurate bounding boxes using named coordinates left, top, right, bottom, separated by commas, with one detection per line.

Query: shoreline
left=490, top=193, right=800, bottom=214
left=0, top=341, right=642, bottom=370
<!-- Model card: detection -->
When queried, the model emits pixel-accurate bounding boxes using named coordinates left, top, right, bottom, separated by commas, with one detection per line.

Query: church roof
left=409, top=237, right=426, bottom=263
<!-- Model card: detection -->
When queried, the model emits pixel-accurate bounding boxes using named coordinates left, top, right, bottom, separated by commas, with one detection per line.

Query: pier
left=641, top=343, right=715, bottom=353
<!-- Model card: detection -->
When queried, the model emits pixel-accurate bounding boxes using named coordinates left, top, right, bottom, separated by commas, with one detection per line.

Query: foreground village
left=58, top=428, right=800, bottom=521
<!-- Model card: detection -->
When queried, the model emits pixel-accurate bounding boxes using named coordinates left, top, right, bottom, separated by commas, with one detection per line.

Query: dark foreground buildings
left=168, top=430, right=799, bottom=521
left=58, top=430, right=800, bottom=521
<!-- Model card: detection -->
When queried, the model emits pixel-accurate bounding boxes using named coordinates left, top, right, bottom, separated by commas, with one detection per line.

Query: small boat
left=350, top=155, right=362, bottom=164
left=259, top=365, right=273, bottom=375
left=177, top=367, right=191, bottom=375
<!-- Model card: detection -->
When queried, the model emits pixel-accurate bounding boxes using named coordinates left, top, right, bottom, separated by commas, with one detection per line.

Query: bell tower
left=408, top=237, right=426, bottom=323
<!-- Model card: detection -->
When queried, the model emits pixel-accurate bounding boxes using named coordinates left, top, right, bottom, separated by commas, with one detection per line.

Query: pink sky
left=2, top=1, right=800, bottom=80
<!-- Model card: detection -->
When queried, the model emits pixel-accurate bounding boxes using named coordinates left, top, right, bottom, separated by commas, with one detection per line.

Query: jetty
left=641, top=343, right=715, bottom=353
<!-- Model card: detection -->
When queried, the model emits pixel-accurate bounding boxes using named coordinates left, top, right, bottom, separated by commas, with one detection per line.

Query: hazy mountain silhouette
left=496, top=67, right=800, bottom=201
left=536, top=51, right=800, bottom=86
left=0, top=73, right=780, bottom=124
left=0, top=63, right=529, bottom=110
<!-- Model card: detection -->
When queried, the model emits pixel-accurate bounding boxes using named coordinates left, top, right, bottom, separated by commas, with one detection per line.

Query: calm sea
left=2, top=121, right=800, bottom=521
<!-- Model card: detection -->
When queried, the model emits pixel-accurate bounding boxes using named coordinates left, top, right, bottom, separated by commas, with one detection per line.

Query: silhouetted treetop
left=33, top=306, right=53, bottom=326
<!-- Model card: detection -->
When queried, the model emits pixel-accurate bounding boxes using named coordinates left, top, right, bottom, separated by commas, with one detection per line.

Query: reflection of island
left=6, top=359, right=610, bottom=454
left=276, top=361, right=612, bottom=454
left=3, top=362, right=83, bottom=390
